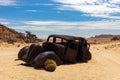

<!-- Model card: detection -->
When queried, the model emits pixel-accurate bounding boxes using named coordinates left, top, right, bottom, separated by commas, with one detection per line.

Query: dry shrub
left=44, top=59, right=57, bottom=72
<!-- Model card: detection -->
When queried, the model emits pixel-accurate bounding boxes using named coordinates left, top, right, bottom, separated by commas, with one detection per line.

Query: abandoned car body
left=43, top=34, right=91, bottom=63
left=17, top=34, right=92, bottom=68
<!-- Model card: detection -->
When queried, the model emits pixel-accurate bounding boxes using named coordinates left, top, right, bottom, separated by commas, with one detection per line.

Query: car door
left=64, top=42, right=78, bottom=63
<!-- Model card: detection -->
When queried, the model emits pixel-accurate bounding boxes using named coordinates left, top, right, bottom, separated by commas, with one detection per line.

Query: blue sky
left=0, top=0, right=120, bottom=38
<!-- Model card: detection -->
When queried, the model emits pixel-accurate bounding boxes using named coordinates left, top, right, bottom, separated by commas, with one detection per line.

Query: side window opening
left=48, top=37, right=54, bottom=43
left=56, top=38, right=67, bottom=46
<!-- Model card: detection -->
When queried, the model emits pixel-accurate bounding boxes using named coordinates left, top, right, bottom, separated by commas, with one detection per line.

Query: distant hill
left=91, top=34, right=120, bottom=38
left=0, top=24, right=22, bottom=42
left=88, top=34, right=120, bottom=44
left=0, top=24, right=42, bottom=43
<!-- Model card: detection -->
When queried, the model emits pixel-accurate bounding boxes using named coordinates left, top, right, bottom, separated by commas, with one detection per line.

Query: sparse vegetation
left=18, top=31, right=38, bottom=43
left=7, top=38, right=16, bottom=44
left=94, top=40, right=97, bottom=44
left=44, top=59, right=57, bottom=72
left=111, top=37, right=120, bottom=41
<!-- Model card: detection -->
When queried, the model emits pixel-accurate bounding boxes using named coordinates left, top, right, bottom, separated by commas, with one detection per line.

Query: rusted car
left=43, top=34, right=92, bottom=63
left=18, top=34, right=92, bottom=68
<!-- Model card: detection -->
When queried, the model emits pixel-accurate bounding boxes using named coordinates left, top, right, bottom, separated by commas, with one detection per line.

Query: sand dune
left=0, top=42, right=120, bottom=80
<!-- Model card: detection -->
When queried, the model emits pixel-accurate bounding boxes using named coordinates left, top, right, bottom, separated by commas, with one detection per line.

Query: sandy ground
left=0, top=42, right=120, bottom=80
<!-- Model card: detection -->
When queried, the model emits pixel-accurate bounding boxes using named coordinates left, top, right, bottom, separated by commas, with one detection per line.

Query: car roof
left=48, top=34, right=86, bottom=41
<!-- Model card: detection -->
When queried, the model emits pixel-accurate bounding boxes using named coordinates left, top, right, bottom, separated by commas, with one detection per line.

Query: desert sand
left=0, top=42, right=120, bottom=80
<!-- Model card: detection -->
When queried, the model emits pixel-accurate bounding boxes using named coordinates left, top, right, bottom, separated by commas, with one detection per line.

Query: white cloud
left=34, top=3, right=54, bottom=6
left=11, top=26, right=54, bottom=31
left=23, top=21, right=82, bottom=26
left=11, top=20, right=119, bottom=31
left=0, top=0, right=18, bottom=6
left=53, top=0, right=120, bottom=19
left=0, top=22, right=10, bottom=25
left=0, top=18, right=10, bottom=25
left=26, top=10, right=38, bottom=12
